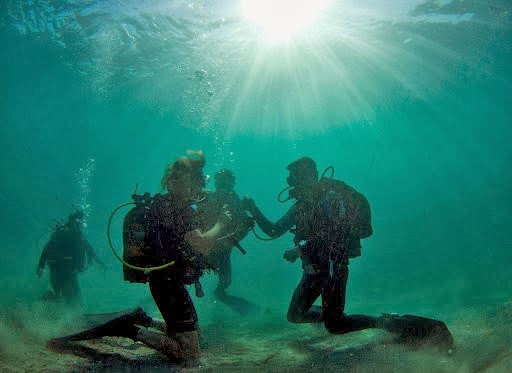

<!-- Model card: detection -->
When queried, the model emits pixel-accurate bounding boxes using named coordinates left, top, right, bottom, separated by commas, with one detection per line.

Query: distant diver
left=195, top=168, right=257, bottom=315
left=37, top=210, right=106, bottom=305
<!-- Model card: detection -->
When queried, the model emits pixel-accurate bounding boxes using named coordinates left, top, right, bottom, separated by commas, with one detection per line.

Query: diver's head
left=286, top=157, right=318, bottom=187
left=286, top=157, right=319, bottom=199
left=214, top=168, right=235, bottom=192
left=67, top=210, right=84, bottom=231
left=161, top=150, right=207, bottom=200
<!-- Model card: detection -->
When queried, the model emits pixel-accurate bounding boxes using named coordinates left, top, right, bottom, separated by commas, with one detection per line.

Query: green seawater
left=1, top=1, right=511, bottom=371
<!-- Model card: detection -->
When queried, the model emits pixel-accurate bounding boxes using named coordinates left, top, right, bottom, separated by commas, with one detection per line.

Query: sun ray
left=241, top=0, right=330, bottom=42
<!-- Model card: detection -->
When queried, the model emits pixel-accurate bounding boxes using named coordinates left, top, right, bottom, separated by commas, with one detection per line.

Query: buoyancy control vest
left=121, top=192, right=211, bottom=284
left=318, top=178, right=373, bottom=240
left=294, top=178, right=373, bottom=263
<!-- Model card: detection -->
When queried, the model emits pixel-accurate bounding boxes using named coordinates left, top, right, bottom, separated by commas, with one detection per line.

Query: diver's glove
left=240, top=196, right=256, bottom=213
left=242, top=216, right=255, bottom=230
left=283, top=247, right=300, bottom=263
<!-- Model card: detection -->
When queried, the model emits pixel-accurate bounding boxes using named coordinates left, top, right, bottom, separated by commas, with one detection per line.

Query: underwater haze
left=1, top=0, right=512, bottom=371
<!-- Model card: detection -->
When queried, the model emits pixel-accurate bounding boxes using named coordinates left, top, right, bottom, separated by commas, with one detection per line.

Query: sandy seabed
left=1, top=301, right=511, bottom=372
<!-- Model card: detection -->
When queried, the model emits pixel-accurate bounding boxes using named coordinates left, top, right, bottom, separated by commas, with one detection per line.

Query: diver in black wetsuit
left=241, top=157, right=453, bottom=350
left=196, top=169, right=254, bottom=303
left=37, top=211, right=105, bottom=304
left=47, top=151, right=236, bottom=365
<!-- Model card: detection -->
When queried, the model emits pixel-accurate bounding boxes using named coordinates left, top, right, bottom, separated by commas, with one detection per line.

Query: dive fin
left=214, top=292, right=259, bottom=316
left=48, top=307, right=151, bottom=353
left=378, top=313, right=454, bottom=351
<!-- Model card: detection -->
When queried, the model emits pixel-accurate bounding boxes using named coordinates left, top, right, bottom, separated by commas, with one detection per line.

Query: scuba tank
left=321, top=190, right=347, bottom=221
left=122, top=192, right=154, bottom=283
left=108, top=191, right=176, bottom=284
left=319, top=178, right=373, bottom=240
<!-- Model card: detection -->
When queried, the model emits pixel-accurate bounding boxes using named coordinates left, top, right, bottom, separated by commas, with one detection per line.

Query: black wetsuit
left=196, top=190, right=252, bottom=294
left=146, top=194, right=209, bottom=334
left=250, top=181, right=376, bottom=334
left=38, top=228, right=96, bottom=304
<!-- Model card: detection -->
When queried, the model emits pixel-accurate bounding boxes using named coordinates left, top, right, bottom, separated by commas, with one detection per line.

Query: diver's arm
left=37, top=236, right=55, bottom=276
left=84, top=238, right=107, bottom=269
left=38, top=248, right=47, bottom=269
left=37, top=249, right=47, bottom=277
left=185, top=206, right=231, bottom=255
left=250, top=203, right=296, bottom=238
left=185, top=223, right=225, bottom=255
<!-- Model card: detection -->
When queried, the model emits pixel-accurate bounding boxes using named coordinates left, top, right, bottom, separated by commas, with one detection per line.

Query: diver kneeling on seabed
left=242, top=156, right=454, bottom=352
left=47, top=150, right=240, bottom=365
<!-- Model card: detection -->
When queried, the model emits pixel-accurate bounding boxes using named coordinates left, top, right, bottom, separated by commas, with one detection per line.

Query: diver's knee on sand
left=287, top=306, right=323, bottom=323
left=136, top=328, right=200, bottom=362
left=287, top=310, right=304, bottom=323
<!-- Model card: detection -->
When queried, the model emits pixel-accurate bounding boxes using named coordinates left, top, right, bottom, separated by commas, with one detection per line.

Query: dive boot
left=377, top=313, right=454, bottom=351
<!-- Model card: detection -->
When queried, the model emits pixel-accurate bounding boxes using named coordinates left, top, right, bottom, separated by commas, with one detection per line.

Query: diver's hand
left=240, top=196, right=256, bottom=213
left=243, top=216, right=255, bottom=230
left=283, top=247, right=300, bottom=263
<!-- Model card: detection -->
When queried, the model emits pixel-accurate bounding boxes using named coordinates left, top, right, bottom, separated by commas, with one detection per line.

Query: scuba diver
left=37, top=210, right=106, bottom=305
left=195, top=168, right=256, bottom=314
left=241, top=157, right=454, bottom=350
left=48, top=151, right=236, bottom=365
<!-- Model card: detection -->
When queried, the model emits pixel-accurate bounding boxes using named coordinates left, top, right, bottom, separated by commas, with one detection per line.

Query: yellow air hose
left=107, top=201, right=175, bottom=273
